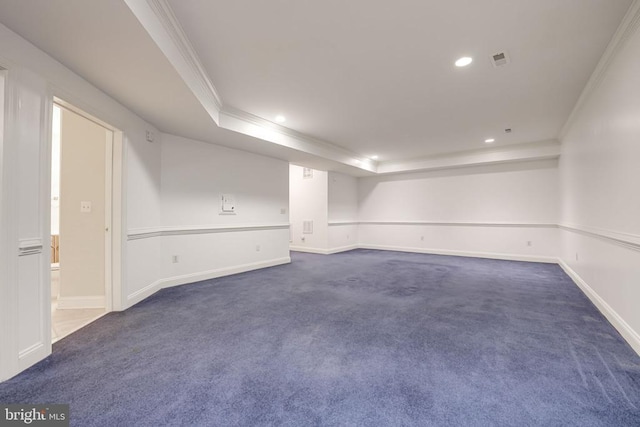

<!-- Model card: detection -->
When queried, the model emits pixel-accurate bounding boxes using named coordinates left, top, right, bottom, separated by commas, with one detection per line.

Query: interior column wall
left=328, top=171, right=358, bottom=252
left=289, top=164, right=329, bottom=253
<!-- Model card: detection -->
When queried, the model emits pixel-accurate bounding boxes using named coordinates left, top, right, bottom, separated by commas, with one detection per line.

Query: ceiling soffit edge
left=377, top=140, right=561, bottom=175
left=220, top=106, right=377, bottom=172
left=124, top=0, right=222, bottom=121
left=124, top=0, right=377, bottom=173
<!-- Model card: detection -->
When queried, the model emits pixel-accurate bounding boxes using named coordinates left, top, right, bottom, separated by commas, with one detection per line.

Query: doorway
left=50, top=100, right=114, bottom=342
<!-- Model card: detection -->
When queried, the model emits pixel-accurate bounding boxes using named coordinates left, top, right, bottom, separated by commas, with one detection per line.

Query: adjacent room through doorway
left=50, top=101, right=113, bottom=342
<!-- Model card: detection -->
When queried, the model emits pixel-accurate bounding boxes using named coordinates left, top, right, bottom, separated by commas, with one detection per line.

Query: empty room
left=0, top=0, right=639, bottom=425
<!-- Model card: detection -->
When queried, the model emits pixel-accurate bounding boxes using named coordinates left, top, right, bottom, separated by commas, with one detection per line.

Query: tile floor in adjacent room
left=51, top=268, right=105, bottom=343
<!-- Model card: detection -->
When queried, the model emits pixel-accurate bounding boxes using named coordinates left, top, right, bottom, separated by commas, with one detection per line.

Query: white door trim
left=53, top=97, right=123, bottom=315
left=104, top=129, right=113, bottom=312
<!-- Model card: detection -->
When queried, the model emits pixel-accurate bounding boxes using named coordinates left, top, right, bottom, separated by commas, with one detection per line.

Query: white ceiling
left=0, top=0, right=633, bottom=171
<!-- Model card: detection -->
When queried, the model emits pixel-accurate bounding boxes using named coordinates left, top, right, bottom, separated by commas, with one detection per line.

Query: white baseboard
left=327, top=244, right=359, bottom=254
left=126, top=279, right=163, bottom=308
left=290, top=246, right=330, bottom=254
left=160, top=257, right=291, bottom=289
left=57, top=295, right=105, bottom=309
left=558, top=259, right=640, bottom=356
left=290, top=244, right=359, bottom=255
left=18, top=342, right=48, bottom=372
left=358, top=244, right=558, bottom=263
left=126, top=256, right=292, bottom=307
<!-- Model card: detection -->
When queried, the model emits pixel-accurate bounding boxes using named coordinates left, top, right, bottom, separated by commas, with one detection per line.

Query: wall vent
left=490, top=51, right=510, bottom=68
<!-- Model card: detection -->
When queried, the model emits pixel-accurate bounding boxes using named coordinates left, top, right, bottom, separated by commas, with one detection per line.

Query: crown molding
left=124, top=0, right=222, bottom=123
left=560, top=0, right=640, bottom=138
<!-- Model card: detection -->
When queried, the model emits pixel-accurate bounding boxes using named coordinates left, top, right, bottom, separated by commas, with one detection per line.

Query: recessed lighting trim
left=275, top=115, right=286, bottom=123
left=485, top=138, right=495, bottom=143
left=455, top=56, right=473, bottom=67
left=371, top=155, right=379, bottom=160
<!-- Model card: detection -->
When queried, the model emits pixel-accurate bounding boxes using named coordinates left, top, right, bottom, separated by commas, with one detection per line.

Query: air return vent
left=303, top=221, right=314, bottom=234
left=490, top=51, right=510, bottom=68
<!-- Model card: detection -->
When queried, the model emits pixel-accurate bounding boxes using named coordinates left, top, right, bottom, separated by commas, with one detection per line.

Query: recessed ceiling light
left=275, top=115, right=286, bottom=123
left=485, top=138, right=495, bottom=143
left=455, top=56, right=473, bottom=67
left=371, top=155, right=379, bottom=160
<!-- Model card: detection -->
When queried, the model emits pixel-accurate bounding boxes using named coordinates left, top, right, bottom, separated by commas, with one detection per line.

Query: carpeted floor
left=1, top=250, right=639, bottom=426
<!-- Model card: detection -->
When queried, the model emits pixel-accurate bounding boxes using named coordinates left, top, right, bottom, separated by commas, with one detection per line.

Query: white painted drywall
left=58, top=107, right=107, bottom=304
left=328, top=171, right=358, bottom=250
left=158, top=134, right=290, bottom=289
left=289, top=165, right=328, bottom=252
left=358, top=160, right=559, bottom=260
left=559, top=12, right=640, bottom=353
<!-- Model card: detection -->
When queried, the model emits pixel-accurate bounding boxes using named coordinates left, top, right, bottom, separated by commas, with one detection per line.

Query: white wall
left=155, top=134, right=290, bottom=294
left=358, top=160, right=559, bottom=261
left=558, top=5, right=640, bottom=354
left=328, top=171, right=358, bottom=250
left=289, top=165, right=329, bottom=252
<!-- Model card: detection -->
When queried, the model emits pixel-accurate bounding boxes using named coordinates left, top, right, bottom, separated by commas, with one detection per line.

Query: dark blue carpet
left=2, top=250, right=639, bottom=426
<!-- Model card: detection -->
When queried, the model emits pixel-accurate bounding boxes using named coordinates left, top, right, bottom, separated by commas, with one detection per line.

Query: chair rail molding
left=127, top=223, right=290, bottom=240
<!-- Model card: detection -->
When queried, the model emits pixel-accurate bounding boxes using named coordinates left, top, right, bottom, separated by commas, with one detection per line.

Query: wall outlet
left=256, top=245, right=261, bottom=252
left=280, top=207, right=287, bottom=214
left=80, top=201, right=92, bottom=213
left=575, top=253, right=579, bottom=262
left=527, top=241, right=532, bottom=246
left=172, top=255, right=179, bottom=263
left=301, top=236, right=306, bottom=242
left=347, top=234, right=350, bottom=240
left=420, top=236, right=424, bottom=241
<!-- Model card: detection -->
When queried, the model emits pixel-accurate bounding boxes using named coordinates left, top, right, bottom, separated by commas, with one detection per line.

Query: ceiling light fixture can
left=455, top=57, right=473, bottom=67
left=485, top=138, right=495, bottom=143
left=275, top=115, right=286, bottom=123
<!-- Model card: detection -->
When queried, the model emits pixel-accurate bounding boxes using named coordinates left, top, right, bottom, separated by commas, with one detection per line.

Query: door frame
left=52, top=97, right=124, bottom=313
